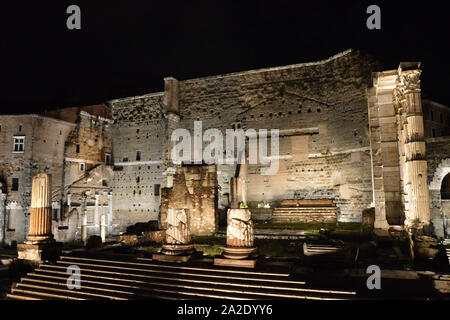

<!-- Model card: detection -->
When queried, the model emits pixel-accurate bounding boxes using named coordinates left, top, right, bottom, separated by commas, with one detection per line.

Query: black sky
left=0, top=1, right=448, bottom=114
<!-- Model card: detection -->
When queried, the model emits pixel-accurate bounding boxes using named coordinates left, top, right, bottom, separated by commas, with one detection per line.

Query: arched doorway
left=429, top=158, right=450, bottom=239
left=441, top=173, right=450, bottom=239
left=441, top=174, right=450, bottom=200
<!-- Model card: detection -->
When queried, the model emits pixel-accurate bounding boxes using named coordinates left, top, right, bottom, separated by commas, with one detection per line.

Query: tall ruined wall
left=161, top=165, right=217, bottom=236
left=177, top=49, right=382, bottom=222
left=426, top=136, right=450, bottom=238
left=63, top=111, right=112, bottom=200
left=110, top=93, right=167, bottom=233
left=0, top=115, right=75, bottom=244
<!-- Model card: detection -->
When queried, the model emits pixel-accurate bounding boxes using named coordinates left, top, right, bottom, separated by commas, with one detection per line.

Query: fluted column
left=25, top=173, right=54, bottom=244
left=397, top=67, right=431, bottom=231
left=94, top=194, right=100, bottom=234
left=0, top=193, right=6, bottom=245
left=107, top=192, right=113, bottom=234
left=226, top=209, right=254, bottom=248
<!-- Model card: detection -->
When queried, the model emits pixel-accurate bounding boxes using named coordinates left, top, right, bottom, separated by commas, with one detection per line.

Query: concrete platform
left=213, top=257, right=257, bottom=268
left=152, top=253, right=192, bottom=263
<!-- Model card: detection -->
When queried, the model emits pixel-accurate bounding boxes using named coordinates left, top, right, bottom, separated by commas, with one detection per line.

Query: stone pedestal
left=153, top=208, right=195, bottom=263
left=17, top=242, right=62, bottom=265
left=214, top=209, right=257, bottom=268
left=17, top=174, right=61, bottom=264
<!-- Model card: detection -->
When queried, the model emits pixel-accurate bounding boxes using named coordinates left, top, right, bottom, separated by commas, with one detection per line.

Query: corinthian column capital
left=399, top=69, right=422, bottom=93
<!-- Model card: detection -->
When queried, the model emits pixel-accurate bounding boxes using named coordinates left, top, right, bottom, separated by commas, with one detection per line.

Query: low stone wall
left=119, top=230, right=165, bottom=246
left=250, top=208, right=273, bottom=222
left=442, top=200, right=450, bottom=235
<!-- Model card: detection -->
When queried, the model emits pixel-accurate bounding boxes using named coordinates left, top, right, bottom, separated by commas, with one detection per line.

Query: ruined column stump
left=214, top=209, right=257, bottom=268
left=153, top=209, right=195, bottom=263
left=17, top=173, right=61, bottom=265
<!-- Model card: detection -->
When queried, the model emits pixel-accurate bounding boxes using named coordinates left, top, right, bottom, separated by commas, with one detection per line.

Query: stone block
left=17, top=242, right=62, bottom=264
left=213, top=257, right=257, bottom=269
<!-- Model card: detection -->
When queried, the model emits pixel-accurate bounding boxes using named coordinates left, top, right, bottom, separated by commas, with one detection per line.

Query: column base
left=17, top=241, right=62, bottom=265
left=214, top=246, right=258, bottom=269
left=152, top=244, right=195, bottom=263
left=222, top=246, right=257, bottom=259
left=24, top=235, right=54, bottom=245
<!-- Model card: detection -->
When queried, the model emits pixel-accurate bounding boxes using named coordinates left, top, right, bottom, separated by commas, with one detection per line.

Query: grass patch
left=0, top=247, right=17, bottom=257
left=62, top=240, right=85, bottom=250
left=194, top=244, right=224, bottom=257
left=141, top=245, right=159, bottom=254
left=191, top=236, right=226, bottom=246
left=254, top=222, right=336, bottom=231
left=256, top=239, right=302, bottom=260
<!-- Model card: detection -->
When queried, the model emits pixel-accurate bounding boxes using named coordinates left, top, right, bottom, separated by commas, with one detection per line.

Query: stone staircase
left=444, top=239, right=450, bottom=266
left=271, top=207, right=337, bottom=223
left=6, top=254, right=357, bottom=300
left=302, top=242, right=355, bottom=268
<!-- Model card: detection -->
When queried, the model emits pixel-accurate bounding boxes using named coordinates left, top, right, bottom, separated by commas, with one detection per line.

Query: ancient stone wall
left=177, top=49, right=381, bottom=222
left=426, top=136, right=450, bottom=238
left=109, top=93, right=168, bottom=234
left=161, top=165, right=217, bottom=236
left=422, top=100, right=450, bottom=138
left=0, top=115, right=75, bottom=244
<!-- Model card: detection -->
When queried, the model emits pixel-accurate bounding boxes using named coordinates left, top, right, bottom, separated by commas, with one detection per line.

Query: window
left=12, top=178, right=19, bottom=191
left=136, top=151, right=141, bottom=161
left=154, top=184, right=161, bottom=196
left=136, top=176, right=140, bottom=183
left=123, top=157, right=128, bottom=162
left=76, top=144, right=80, bottom=153
left=13, top=136, right=25, bottom=153
left=432, top=128, right=436, bottom=137
left=79, top=163, right=85, bottom=171
left=18, top=125, right=22, bottom=132
left=431, top=111, right=434, bottom=121
left=53, top=208, right=58, bottom=220
left=0, top=124, right=2, bottom=132
left=105, top=154, right=111, bottom=165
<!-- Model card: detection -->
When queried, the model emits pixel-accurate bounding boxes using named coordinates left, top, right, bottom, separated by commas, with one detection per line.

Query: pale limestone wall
left=177, top=49, right=381, bottom=222
left=0, top=115, right=75, bottom=244
left=161, top=165, right=217, bottom=236
left=426, top=136, right=450, bottom=238
left=109, top=93, right=168, bottom=234
left=442, top=200, right=450, bottom=236
left=422, top=100, right=450, bottom=138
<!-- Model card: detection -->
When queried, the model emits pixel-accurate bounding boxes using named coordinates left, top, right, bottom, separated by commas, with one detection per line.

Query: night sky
left=1, top=1, right=448, bottom=114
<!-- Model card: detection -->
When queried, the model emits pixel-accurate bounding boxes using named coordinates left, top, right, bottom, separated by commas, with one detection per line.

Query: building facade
left=1, top=49, right=450, bottom=245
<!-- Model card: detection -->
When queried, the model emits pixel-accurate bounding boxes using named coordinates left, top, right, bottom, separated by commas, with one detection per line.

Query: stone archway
left=429, top=158, right=450, bottom=238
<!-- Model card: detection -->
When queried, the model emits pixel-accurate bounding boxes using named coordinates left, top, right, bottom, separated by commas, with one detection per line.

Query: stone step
left=303, top=243, right=345, bottom=257
left=272, top=210, right=337, bottom=214
left=36, top=265, right=308, bottom=291
left=18, top=273, right=354, bottom=300
left=7, top=288, right=68, bottom=300
left=58, top=256, right=295, bottom=283
left=271, top=216, right=336, bottom=219
left=272, top=212, right=336, bottom=215
left=13, top=282, right=129, bottom=300
left=32, top=265, right=354, bottom=297
left=8, top=254, right=357, bottom=300
left=273, top=208, right=337, bottom=211
left=273, top=207, right=337, bottom=210
left=271, top=215, right=336, bottom=219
